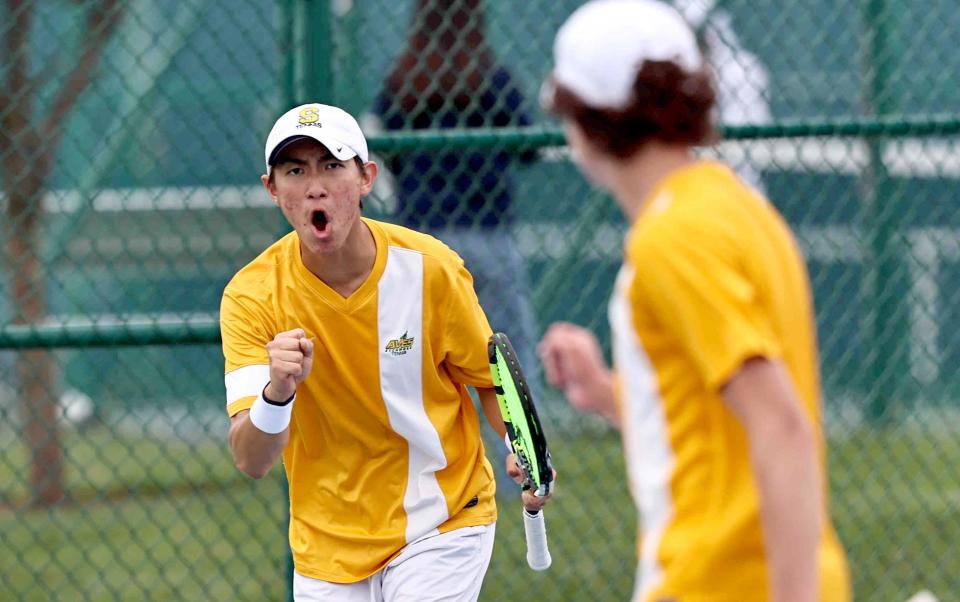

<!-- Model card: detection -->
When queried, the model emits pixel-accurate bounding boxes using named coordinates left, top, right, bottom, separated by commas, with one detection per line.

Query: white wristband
left=504, top=433, right=514, bottom=454
left=249, top=391, right=294, bottom=434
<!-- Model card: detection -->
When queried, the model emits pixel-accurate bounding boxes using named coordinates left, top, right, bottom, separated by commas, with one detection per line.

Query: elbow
left=229, top=423, right=271, bottom=479
left=235, top=457, right=271, bottom=480
left=782, top=412, right=816, bottom=452
left=246, top=467, right=271, bottom=481
left=227, top=415, right=284, bottom=480
left=754, top=410, right=817, bottom=462
left=231, top=441, right=273, bottom=479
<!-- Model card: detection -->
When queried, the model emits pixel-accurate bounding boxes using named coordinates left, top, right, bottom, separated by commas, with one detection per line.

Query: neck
left=607, top=144, right=697, bottom=222
left=301, top=219, right=377, bottom=297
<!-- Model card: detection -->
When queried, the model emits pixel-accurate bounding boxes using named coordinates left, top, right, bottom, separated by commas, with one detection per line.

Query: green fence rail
left=3, top=0, right=960, bottom=600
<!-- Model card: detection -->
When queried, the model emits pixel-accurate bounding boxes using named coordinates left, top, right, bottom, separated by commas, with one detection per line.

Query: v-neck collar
left=291, top=218, right=388, bottom=314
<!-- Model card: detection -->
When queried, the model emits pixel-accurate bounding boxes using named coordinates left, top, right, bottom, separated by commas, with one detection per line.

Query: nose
left=304, top=173, right=328, bottom=199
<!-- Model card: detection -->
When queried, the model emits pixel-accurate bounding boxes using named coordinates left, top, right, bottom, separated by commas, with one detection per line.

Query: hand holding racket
left=488, top=332, right=554, bottom=571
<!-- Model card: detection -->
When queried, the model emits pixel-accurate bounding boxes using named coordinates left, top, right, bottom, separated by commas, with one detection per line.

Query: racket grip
left=523, top=509, right=552, bottom=570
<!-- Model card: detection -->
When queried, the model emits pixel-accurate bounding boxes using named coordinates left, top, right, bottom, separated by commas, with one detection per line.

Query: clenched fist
left=538, top=322, right=616, bottom=420
left=264, top=328, right=314, bottom=402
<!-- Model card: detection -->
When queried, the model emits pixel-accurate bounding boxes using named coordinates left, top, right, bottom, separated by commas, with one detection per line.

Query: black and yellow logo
left=298, top=106, right=320, bottom=125
left=385, top=331, right=414, bottom=356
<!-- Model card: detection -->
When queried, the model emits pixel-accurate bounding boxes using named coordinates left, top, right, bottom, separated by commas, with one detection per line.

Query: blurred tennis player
left=537, top=2, right=849, bottom=601
left=220, top=103, right=548, bottom=601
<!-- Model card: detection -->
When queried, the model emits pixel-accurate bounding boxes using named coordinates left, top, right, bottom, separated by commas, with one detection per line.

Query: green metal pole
left=0, top=321, right=220, bottom=348
left=10, top=119, right=960, bottom=352
left=286, top=4, right=334, bottom=599
left=861, top=0, right=906, bottom=424
left=273, top=0, right=300, bottom=247
left=280, top=0, right=297, bottom=110
left=293, top=0, right=333, bottom=104
left=335, top=0, right=363, bottom=114
left=283, top=475, right=293, bottom=602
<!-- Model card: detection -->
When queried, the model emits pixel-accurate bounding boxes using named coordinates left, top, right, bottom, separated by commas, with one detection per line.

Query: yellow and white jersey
left=220, top=218, right=496, bottom=583
left=611, top=162, right=850, bottom=601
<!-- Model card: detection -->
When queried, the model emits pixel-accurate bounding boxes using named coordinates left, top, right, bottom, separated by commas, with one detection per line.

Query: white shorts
left=293, top=524, right=496, bottom=602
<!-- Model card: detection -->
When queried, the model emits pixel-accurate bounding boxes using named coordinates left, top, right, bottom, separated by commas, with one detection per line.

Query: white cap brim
left=267, top=132, right=359, bottom=169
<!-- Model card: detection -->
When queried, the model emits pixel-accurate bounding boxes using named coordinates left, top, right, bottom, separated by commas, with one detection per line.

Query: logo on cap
left=299, top=107, right=320, bottom=125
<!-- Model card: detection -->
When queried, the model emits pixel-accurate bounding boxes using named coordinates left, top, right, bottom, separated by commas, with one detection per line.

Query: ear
left=359, top=161, right=379, bottom=196
left=261, top=173, right=279, bottom=208
left=565, top=119, right=616, bottom=167
left=563, top=119, right=620, bottom=191
left=564, top=120, right=593, bottom=160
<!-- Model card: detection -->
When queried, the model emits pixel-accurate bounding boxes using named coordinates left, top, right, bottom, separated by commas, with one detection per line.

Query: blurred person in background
left=674, top=0, right=773, bottom=192
left=220, top=102, right=548, bottom=602
left=537, top=1, right=849, bottom=601
left=373, top=0, right=542, bottom=495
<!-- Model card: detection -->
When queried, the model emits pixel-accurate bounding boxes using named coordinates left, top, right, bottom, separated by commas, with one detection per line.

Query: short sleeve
left=631, top=222, right=781, bottom=391
left=220, top=289, right=274, bottom=416
left=440, top=261, right=495, bottom=388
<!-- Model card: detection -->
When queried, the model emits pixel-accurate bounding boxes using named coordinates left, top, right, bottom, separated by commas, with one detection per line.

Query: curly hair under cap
left=547, top=60, right=717, bottom=159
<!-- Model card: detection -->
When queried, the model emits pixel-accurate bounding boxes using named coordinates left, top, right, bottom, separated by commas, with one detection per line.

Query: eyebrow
left=275, top=152, right=339, bottom=167
left=276, top=157, right=307, bottom=167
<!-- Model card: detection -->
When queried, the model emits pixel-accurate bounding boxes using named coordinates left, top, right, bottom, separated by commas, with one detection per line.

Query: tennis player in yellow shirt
left=220, top=102, right=548, bottom=601
left=537, top=1, right=850, bottom=601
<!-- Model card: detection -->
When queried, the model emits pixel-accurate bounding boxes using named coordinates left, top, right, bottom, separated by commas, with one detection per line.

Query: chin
left=587, top=175, right=615, bottom=191
left=296, top=229, right=332, bottom=253
left=310, top=237, right=342, bottom=254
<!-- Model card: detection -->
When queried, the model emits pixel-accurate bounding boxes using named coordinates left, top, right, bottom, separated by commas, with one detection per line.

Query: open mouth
left=311, top=210, right=329, bottom=234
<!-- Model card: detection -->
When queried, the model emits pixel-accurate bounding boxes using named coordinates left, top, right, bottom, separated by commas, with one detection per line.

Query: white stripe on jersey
left=378, top=246, right=449, bottom=543
left=224, top=364, right=270, bottom=407
left=609, top=265, right=675, bottom=601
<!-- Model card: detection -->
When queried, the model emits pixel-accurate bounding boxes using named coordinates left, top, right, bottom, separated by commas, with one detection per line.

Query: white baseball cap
left=264, top=103, right=369, bottom=172
left=543, top=0, right=703, bottom=110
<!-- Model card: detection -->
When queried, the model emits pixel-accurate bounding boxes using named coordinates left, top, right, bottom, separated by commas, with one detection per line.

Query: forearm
left=750, top=421, right=821, bottom=602
left=229, top=410, right=289, bottom=479
left=723, top=358, right=822, bottom=602
left=588, top=368, right=619, bottom=428
left=477, top=387, right=507, bottom=439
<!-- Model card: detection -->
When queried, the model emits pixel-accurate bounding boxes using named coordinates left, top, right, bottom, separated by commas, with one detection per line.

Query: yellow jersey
left=220, top=218, right=496, bottom=582
left=610, top=161, right=850, bottom=601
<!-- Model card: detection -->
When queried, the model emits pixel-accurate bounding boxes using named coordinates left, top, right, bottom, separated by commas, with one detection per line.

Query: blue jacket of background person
left=374, top=67, right=535, bottom=230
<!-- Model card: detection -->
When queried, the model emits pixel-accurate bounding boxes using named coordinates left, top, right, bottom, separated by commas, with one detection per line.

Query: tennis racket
left=488, top=332, right=554, bottom=571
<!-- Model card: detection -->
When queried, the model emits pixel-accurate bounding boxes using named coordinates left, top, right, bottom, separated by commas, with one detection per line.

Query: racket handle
left=523, top=509, right=552, bottom=570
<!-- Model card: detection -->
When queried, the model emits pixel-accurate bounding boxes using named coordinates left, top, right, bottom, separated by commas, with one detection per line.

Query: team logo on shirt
left=385, top=331, right=415, bottom=356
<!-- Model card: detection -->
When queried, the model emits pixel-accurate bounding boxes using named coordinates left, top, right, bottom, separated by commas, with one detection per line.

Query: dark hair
left=548, top=60, right=717, bottom=159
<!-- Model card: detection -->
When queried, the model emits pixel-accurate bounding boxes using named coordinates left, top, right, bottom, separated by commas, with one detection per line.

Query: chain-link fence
left=2, top=0, right=959, bottom=600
